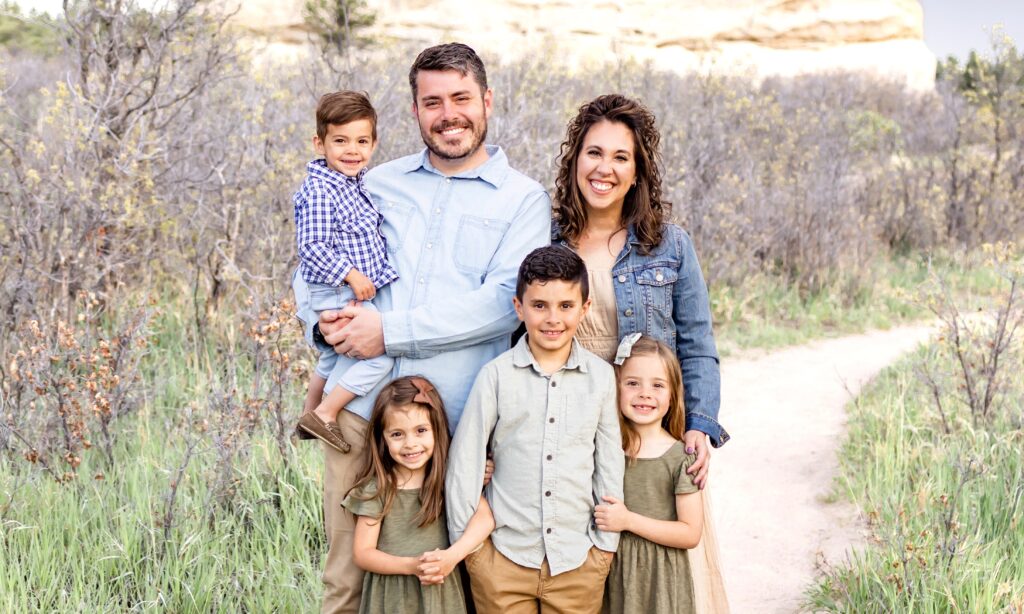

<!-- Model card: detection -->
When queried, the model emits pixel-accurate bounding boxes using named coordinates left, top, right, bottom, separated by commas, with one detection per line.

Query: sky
left=10, top=0, right=1024, bottom=61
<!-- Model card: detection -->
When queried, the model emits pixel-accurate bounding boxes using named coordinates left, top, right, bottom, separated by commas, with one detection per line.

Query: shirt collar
left=401, top=144, right=509, bottom=188
left=511, top=334, right=589, bottom=374
left=308, top=158, right=367, bottom=188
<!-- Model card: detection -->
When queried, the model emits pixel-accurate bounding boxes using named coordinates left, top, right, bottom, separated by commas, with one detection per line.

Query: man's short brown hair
left=316, top=91, right=377, bottom=141
left=408, top=43, right=488, bottom=101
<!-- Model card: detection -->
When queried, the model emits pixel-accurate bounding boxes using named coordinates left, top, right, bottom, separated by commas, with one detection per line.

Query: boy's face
left=313, top=118, right=376, bottom=177
left=513, top=280, right=590, bottom=361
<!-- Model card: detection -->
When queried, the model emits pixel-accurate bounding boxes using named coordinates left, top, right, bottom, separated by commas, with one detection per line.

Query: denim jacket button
left=617, top=274, right=626, bottom=283
left=655, top=271, right=664, bottom=281
left=624, top=308, right=633, bottom=316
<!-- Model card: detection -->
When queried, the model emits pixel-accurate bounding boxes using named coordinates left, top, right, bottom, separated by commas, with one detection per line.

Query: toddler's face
left=383, top=405, right=435, bottom=477
left=618, top=354, right=672, bottom=428
left=314, top=119, right=376, bottom=177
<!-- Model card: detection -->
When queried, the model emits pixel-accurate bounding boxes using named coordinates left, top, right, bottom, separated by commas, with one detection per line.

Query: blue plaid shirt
left=294, top=159, right=399, bottom=288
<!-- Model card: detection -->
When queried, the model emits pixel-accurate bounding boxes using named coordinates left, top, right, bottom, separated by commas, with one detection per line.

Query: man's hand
left=683, top=430, right=711, bottom=489
left=323, top=304, right=385, bottom=359
left=344, top=268, right=376, bottom=300
left=594, top=495, right=631, bottom=532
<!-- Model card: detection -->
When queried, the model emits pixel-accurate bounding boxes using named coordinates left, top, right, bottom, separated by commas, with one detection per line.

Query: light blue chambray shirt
left=298, top=145, right=551, bottom=426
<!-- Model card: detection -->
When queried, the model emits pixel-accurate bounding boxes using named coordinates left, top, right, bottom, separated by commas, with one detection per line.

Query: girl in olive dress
left=595, top=335, right=705, bottom=614
left=343, top=376, right=494, bottom=614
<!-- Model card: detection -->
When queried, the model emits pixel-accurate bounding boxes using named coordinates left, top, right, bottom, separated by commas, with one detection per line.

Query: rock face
left=225, top=0, right=936, bottom=89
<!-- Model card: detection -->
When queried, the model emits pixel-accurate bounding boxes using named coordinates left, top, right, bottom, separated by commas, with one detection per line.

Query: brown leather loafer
left=295, top=412, right=351, bottom=454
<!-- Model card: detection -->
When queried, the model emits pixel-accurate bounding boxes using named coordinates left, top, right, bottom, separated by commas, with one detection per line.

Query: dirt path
left=711, top=324, right=937, bottom=613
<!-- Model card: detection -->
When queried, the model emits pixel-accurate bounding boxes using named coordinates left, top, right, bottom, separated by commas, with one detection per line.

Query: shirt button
left=617, top=274, right=626, bottom=283
left=426, top=243, right=433, bottom=249
left=546, top=528, right=552, bottom=534
left=550, top=381, right=557, bottom=388
left=655, top=271, right=664, bottom=282
left=446, top=178, right=452, bottom=183
left=624, top=308, right=633, bottom=316
left=545, top=491, right=551, bottom=497
left=418, top=278, right=425, bottom=284
left=549, top=417, right=555, bottom=423
left=546, top=455, right=553, bottom=461
left=435, top=208, right=441, bottom=214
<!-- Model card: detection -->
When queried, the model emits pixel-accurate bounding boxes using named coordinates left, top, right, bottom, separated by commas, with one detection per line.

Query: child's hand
left=344, top=268, right=376, bottom=300
left=483, top=458, right=495, bottom=487
left=415, top=548, right=459, bottom=585
left=594, top=495, right=631, bottom=532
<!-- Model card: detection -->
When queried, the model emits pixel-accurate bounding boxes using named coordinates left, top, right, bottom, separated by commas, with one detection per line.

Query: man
left=297, top=42, right=551, bottom=614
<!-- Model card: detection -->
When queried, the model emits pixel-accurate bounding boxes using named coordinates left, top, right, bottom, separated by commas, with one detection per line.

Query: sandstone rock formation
left=223, top=0, right=936, bottom=89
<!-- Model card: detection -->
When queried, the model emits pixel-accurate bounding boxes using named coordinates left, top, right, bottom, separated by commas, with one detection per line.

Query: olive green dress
left=342, top=481, right=466, bottom=614
left=602, top=441, right=700, bottom=614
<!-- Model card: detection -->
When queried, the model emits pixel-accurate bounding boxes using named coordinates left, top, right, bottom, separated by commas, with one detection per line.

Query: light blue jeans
left=295, top=270, right=394, bottom=398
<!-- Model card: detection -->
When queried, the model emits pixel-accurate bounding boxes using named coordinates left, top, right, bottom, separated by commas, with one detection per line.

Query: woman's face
left=574, top=119, right=637, bottom=218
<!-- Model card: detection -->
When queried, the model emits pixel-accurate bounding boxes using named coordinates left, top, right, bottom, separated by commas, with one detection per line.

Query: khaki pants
left=320, top=410, right=370, bottom=614
left=465, top=538, right=612, bottom=614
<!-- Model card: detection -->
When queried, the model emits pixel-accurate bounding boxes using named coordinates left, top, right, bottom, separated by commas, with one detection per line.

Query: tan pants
left=466, top=538, right=612, bottom=614
left=320, top=410, right=370, bottom=614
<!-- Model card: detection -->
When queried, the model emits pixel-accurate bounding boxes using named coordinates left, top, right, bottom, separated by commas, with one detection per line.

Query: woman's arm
left=594, top=491, right=703, bottom=549
left=352, top=515, right=419, bottom=576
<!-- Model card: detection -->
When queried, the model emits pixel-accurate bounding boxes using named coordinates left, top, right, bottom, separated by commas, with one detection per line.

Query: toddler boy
left=293, top=91, right=398, bottom=453
left=446, top=245, right=624, bottom=613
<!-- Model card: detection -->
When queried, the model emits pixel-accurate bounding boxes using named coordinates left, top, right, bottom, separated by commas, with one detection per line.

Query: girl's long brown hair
left=615, top=336, right=686, bottom=463
left=553, top=94, right=669, bottom=255
left=347, top=376, right=451, bottom=527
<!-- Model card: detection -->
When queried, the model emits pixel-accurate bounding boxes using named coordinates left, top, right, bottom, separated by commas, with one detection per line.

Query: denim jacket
left=555, top=223, right=729, bottom=447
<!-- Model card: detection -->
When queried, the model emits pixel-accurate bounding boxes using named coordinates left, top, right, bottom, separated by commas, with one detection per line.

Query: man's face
left=412, top=69, right=492, bottom=167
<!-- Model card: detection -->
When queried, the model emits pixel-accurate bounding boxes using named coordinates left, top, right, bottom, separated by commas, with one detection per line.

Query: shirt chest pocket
left=563, top=394, right=601, bottom=444
left=454, top=215, right=510, bottom=275
left=378, top=200, right=416, bottom=255
left=635, top=265, right=678, bottom=313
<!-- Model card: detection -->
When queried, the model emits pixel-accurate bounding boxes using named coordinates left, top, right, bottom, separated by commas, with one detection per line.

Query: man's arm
left=384, top=191, right=550, bottom=357
left=445, top=366, right=499, bottom=542
left=589, top=369, right=625, bottom=553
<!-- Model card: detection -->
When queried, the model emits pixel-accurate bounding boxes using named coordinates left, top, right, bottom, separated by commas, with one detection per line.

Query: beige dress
left=577, top=269, right=731, bottom=614
left=577, top=269, right=619, bottom=362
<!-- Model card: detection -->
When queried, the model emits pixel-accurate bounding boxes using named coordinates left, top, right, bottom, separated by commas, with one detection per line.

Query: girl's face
left=575, top=119, right=637, bottom=217
left=618, top=354, right=672, bottom=428
left=383, top=405, right=435, bottom=480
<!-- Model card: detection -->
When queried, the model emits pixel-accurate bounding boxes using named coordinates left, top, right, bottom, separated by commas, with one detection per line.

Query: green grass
left=712, top=251, right=1008, bottom=354
left=804, top=346, right=1024, bottom=612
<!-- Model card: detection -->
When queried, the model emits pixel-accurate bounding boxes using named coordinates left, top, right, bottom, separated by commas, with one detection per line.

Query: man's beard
left=421, top=116, right=488, bottom=162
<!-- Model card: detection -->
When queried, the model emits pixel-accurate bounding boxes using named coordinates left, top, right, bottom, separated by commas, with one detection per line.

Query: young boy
left=293, top=91, right=398, bottom=453
left=446, top=245, right=624, bottom=613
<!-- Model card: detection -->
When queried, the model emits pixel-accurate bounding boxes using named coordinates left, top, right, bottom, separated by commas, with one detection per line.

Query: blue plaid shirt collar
left=307, top=158, right=368, bottom=189
left=397, top=144, right=510, bottom=188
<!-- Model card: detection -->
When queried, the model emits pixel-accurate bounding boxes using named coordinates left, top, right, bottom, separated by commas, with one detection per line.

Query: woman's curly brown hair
left=553, top=94, right=670, bottom=255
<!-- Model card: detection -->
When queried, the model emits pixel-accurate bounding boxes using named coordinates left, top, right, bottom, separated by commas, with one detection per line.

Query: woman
left=552, top=94, right=730, bottom=612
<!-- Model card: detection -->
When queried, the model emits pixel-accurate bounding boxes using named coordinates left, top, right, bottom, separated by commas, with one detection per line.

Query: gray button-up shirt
left=446, top=336, right=624, bottom=575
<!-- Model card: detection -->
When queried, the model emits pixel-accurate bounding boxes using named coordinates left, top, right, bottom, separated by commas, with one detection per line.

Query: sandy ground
left=711, top=324, right=937, bottom=613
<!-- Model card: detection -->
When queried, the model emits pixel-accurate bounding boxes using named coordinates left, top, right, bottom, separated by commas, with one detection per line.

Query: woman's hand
left=594, top=495, right=631, bottom=532
left=683, top=430, right=710, bottom=489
